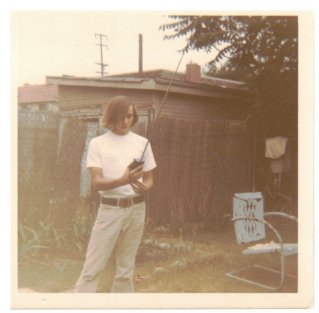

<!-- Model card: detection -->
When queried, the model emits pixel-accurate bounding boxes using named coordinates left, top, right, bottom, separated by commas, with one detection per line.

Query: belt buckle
left=118, top=198, right=133, bottom=208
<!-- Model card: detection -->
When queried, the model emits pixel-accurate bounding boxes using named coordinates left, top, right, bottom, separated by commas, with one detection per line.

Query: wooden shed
left=40, top=63, right=253, bottom=124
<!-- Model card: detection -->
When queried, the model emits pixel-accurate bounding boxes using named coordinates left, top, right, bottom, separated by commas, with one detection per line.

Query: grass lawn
left=17, top=227, right=298, bottom=293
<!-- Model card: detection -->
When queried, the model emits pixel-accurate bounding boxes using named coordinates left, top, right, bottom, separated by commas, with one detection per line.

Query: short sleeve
left=86, top=138, right=102, bottom=168
left=143, top=142, right=157, bottom=172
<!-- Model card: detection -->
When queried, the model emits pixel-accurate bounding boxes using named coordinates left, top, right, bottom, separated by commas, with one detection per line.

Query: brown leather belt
left=101, top=195, right=144, bottom=208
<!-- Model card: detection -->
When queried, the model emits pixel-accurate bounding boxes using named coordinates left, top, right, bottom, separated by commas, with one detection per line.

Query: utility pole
left=95, top=33, right=108, bottom=76
left=139, top=34, right=143, bottom=73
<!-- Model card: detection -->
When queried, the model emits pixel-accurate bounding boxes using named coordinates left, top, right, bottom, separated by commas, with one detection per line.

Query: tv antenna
left=95, top=33, right=108, bottom=76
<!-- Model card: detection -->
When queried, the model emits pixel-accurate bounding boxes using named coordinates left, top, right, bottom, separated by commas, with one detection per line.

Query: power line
left=95, top=33, right=108, bottom=76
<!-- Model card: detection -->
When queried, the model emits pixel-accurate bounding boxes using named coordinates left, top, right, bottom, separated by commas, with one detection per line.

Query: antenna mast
left=95, top=33, right=108, bottom=76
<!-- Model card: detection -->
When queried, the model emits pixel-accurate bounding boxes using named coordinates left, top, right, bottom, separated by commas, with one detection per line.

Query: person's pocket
left=133, top=202, right=146, bottom=225
left=93, top=206, right=123, bottom=231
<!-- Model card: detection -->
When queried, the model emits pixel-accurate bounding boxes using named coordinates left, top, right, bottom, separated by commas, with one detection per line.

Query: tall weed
left=18, top=201, right=95, bottom=262
left=18, top=223, right=49, bottom=262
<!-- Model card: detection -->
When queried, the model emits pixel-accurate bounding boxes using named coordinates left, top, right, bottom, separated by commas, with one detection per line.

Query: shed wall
left=58, top=86, right=154, bottom=111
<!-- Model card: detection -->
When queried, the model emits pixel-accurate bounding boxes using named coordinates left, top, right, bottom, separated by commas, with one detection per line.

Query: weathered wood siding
left=152, top=92, right=250, bottom=121
left=58, top=85, right=250, bottom=122
left=58, top=86, right=154, bottom=111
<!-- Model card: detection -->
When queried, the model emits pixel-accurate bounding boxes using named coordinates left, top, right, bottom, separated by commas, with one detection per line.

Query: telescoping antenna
left=155, top=51, right=185, bottom=119
left=140, top=140, right=149, bottom=161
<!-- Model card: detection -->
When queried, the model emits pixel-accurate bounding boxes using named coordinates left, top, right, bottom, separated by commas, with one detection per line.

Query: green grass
left=18, top=230, right=298, bottom=293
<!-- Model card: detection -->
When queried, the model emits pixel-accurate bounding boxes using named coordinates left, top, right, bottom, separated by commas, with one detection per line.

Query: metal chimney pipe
left=139, top=34, right=143, bottom=73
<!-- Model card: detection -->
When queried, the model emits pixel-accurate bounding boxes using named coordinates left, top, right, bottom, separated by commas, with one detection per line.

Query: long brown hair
left=102, top=96, right=138, bottom=128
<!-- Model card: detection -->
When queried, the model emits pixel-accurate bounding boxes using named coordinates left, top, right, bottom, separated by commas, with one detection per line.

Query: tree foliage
left=160, top=16, right=298, bottom=137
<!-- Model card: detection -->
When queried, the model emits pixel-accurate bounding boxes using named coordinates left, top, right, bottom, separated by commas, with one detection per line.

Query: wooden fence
left=18, top=112, right=254, bottom=231
left=148, top=117, right=254, bottom=229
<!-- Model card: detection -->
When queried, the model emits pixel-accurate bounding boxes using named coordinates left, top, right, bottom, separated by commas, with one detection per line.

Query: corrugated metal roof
left=18, top=84, right=59, bottom=104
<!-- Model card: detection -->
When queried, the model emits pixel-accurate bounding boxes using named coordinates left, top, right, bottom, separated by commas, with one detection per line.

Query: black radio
left=128, top=140, right=149, bottom=170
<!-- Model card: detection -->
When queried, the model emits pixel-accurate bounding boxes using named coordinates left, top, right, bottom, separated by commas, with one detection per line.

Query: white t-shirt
left=87, top=130, right=157, bottom=198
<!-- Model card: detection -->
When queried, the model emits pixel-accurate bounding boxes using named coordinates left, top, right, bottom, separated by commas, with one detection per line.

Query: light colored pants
left=75, top=201, right=146, bottom=293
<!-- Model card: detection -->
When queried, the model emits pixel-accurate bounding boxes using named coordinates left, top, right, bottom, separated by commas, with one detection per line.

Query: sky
left=12, top=11, right=216, bottom=87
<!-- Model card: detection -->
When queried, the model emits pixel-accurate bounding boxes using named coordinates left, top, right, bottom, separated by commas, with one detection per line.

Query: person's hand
left=122, top=164, right=143, bottom=185
left=130, top=169, right=154, bottom=194
left=129, top=164, right=143, bottom=182
left=131, top=180, right=148, bottom=194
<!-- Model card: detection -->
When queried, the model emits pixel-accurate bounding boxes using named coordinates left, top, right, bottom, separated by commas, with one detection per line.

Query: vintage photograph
left=11, top=10, right=314, bottom=309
